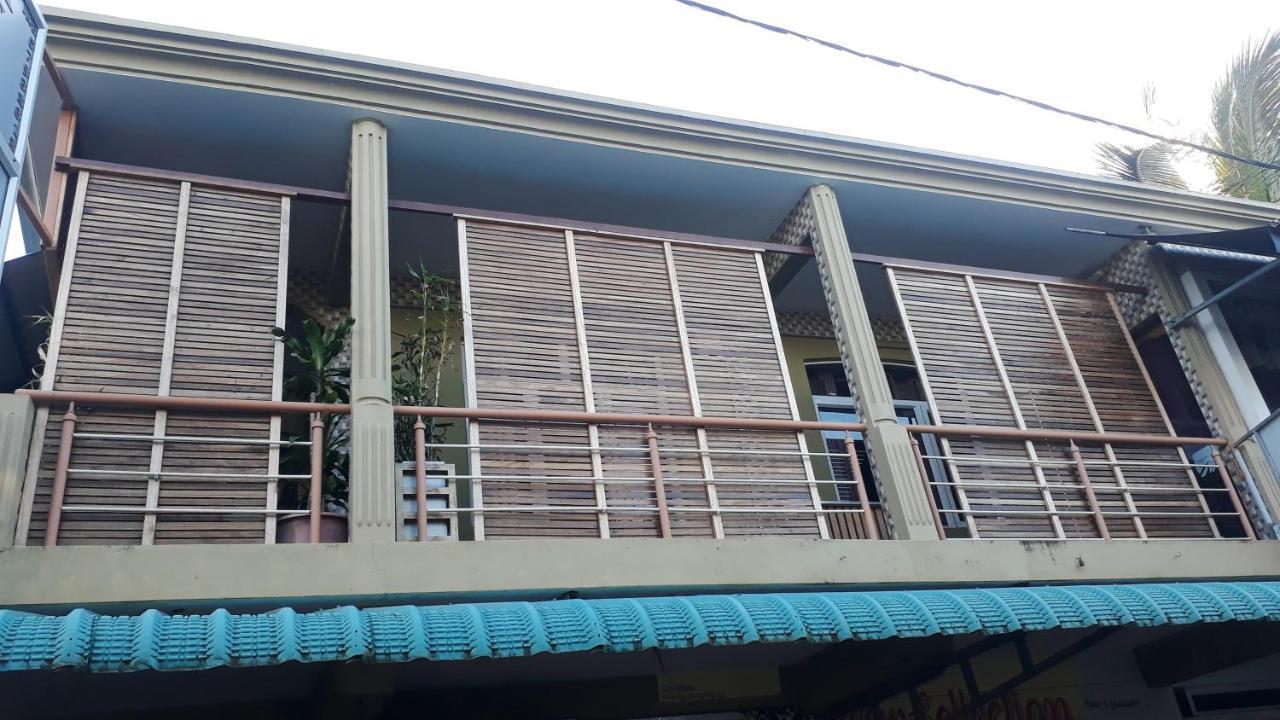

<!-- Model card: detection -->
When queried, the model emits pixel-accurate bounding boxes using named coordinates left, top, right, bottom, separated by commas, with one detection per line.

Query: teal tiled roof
left=2, top=582, right=1279, bottom=673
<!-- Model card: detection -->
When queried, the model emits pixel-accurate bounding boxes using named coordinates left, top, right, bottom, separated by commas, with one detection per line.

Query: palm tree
left=1206, top=30, right=1280, bottom=202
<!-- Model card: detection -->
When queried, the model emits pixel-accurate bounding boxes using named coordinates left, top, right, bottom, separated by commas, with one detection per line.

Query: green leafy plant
left=273, top=317, right=354, bottom=511
left=25, top=309, right=53, bottom=389
left=392, top=263, right=460, bottom=462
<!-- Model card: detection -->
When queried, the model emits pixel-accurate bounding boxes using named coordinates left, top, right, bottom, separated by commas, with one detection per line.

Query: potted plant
left=392, top=263, right=461, bottom=540
left=273, top=317, right=354, bottom=543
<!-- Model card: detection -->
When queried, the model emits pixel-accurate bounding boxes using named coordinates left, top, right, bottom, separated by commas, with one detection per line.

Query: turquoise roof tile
left=1, top=581, right=1278, bottom=673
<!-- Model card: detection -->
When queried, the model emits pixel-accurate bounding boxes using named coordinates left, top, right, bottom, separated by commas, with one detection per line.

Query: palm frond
left=1095, top=141, right=1187, bottom=189
left=1206, top=30, right=1280, bottom=201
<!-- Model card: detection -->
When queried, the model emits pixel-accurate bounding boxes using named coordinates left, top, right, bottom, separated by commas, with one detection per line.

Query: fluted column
left=807, top=185, right=939, bottom=540
left=348, top=119, right=396, bottom=543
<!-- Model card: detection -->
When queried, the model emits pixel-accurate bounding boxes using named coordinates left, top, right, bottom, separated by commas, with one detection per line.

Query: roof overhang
left=41, top=7, right=1280, bottom=235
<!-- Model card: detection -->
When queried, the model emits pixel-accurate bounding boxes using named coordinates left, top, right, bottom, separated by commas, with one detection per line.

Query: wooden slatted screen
left=18, top=171, right=288, bottom=545
left=459, top=219, right=824, bottom=539
left=887, top=266, right=1215, bottom=540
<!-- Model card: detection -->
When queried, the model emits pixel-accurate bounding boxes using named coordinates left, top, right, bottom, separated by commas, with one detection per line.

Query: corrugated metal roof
left=2, top=582, right=1279, bottom=673
left=1156, top=242, right=1273, bottom=265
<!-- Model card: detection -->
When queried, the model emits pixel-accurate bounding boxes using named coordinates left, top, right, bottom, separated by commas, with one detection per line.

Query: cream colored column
left=0, top=394, right=35, bottom=547
left=348, top=119, right=397, bottom=543
left=806, top=185, right=938, bottom=540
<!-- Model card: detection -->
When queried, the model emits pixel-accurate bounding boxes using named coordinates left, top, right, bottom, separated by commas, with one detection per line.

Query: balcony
left=0, top=152, right=1266, bottom=553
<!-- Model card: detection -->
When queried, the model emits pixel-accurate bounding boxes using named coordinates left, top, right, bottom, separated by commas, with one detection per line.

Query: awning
left=1137, top=225, right=1280, bottom=328
left=1124, top=224, right=1280, bottom=258
left=2, top=582, right=1279, bottom=673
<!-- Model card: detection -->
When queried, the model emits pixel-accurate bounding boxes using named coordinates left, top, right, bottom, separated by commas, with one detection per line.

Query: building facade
left=1, top=7, right=1280, bottom=718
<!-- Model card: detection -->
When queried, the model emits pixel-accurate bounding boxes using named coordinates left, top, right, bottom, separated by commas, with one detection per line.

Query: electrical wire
left=673, top=0, right=1280, bottom=175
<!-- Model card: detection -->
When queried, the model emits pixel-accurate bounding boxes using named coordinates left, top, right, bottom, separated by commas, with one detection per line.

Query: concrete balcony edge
left=0, top=538, right=1276, bottom=613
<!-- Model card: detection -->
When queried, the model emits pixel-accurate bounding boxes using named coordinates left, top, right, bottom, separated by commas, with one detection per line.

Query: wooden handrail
left=18, top=389, right=869, bottom=433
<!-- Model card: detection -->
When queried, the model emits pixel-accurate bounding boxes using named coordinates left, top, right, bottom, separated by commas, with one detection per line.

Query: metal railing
left=393, top=403, right=875, bottom=540
left=20, top=390, right=878, bottom=544
left=21, top=391, right=346, bottom=547
left=903, top=423, right=1255, bottom=541
left=17, top=390, right=1259, bottom=544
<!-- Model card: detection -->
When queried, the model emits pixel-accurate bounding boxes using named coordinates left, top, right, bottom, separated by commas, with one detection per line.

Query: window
left=804, top=361, right=960, bottom=525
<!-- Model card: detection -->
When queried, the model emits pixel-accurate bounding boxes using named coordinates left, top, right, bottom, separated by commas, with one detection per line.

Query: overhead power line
left=674, top=0, right=1280, bottom=175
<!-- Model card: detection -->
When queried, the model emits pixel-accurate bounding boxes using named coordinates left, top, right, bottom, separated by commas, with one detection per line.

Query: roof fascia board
left=41, top=8, right=1280, bottom=233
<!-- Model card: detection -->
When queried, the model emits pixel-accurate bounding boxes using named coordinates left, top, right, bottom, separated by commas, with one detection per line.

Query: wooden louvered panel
left=24, top=174, right=177, bottom=545
left=465, top=223, right=597, bottom=538
left=891, top=266, right=1216, bottom=539
left=1045, top=286, right=1213, bottom=538
left=156, top=187, right=285, bottom=544
left=890, top=270, right=1055, bottom=538
left=21, top=172, right=288, bottom=546
left=460, top=221, right=821, bottom=539
left=671, top=246, right=821, bottom=538
left=574, top=235, right=706, bottom=538
left=892, top=273, right=1016, bottom=427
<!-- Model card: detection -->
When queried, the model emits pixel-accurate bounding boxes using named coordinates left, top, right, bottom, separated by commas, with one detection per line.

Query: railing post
left=309, top=413, right=324, bottom=544
left=646, top=425, right=672, bottom=539
left=843, top=432, right=878, bottom=540
left=909, top=434, right=946, bottom=540
left=1212, top=448, right=1256, bottom=540
left=44, top=403, right=77, bottom=548
left=1069, top=440, right=1110, bottom=540
left=413, top=417, right=429, bottom=541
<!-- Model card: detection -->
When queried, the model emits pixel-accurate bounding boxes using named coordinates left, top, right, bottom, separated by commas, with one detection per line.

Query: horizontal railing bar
left=65, top=468, right=310, bottom=480
left=20, top=390, right=348, bottom=415
left=60, top=505, right=302, bottom=516
left=73, top=432, right=309, bottom=447
left=458, top=475, right=851, bottom=487
left=925, top=479, right=1231, bottom=494
left=918, top=454, right=1219, bottom=470
left=431, top=442, right=844, bottom=458
left=938, top=508, right=1242, bottom=518
left=396, top=404, right=868, bottom=432
left=434, top=507, right=867, bottom=515
left=20, top=390, right=868, bottom=433
left=905, top=423, right=1226, bottom=447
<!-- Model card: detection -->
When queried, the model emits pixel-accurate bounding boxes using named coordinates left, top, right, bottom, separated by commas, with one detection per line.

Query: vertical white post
left=665, top=242, right=723, bottom=538
left=265, top=196, right=291, bottom=543
left=142, top=180, right=191, bottom=545
left=457, top=219, right=485, bottom=539
left=564, top=231, right=610, bottom=538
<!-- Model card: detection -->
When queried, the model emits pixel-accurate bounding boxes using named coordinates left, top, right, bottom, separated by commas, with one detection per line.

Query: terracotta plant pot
left=275, top=512, right=348, bottom=543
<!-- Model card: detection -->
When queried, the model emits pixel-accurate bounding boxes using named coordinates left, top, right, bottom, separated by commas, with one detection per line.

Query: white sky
left=5, top=0, right=1278, bottom=260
